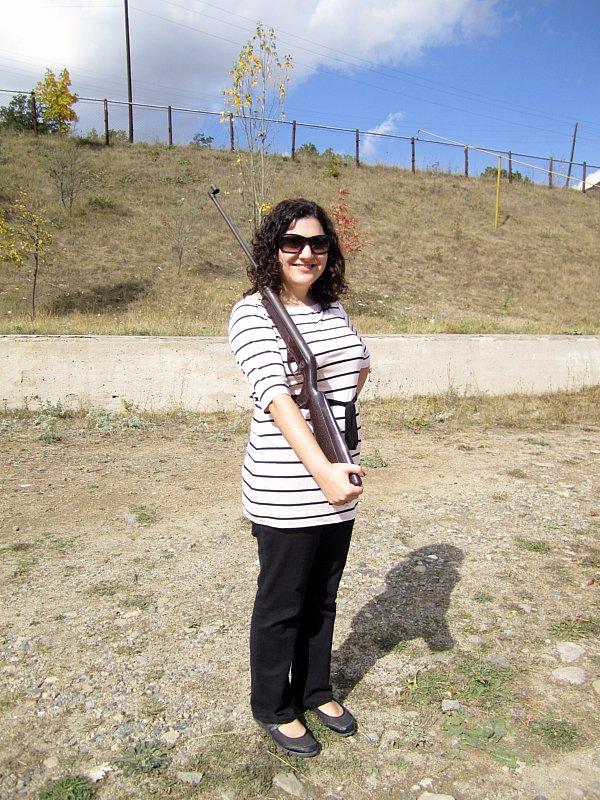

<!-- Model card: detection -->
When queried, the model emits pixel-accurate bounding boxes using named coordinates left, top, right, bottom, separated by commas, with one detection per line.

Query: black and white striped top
left=228, top=294, right=370, bottom=529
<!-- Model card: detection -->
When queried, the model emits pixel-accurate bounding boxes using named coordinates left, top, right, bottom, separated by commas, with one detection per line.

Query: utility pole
left=565, top=122, right=578, bottom=188
left=124, top=0, right=134, bottom=143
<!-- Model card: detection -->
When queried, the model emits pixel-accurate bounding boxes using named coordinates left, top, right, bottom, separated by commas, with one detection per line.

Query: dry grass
left=362, top=385, right=600, bottom=433
left=0, top=131, right=599, bottom=335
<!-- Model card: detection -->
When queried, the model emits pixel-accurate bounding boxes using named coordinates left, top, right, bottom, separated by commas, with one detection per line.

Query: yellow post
left=494, top=156, right=502, bottom=229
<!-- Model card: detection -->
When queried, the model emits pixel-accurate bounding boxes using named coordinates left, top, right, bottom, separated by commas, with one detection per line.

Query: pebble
left=176, top=771, right=204, bottom=785
left=484, top=653, right=511, bottom=669
left=160, top=729, right=180, bottom=745
left=273, top=771, right=309, bottom=798
left=441, top=699, right=462, bottom=713
left=551, top=667, right=586, bottom=685
left=556, top=642, right=585, bottom=663
left=43, top=756, right=59, bottom=769
left=418, top=793, right=456, bottom=800
left=593, top=680, right=600, bottom=697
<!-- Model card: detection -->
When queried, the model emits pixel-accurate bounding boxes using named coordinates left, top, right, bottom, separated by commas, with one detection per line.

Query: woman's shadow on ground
left=333, top=543, right=464, bottom=697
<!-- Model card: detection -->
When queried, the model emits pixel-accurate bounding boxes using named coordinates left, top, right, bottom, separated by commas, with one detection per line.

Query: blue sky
left=0, top=0, right=598, bottom=184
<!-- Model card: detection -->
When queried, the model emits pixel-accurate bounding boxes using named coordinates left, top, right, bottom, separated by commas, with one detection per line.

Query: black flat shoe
left=256, top=720, right=320, bottom=758
left=313, top=705, right=357, bottom=737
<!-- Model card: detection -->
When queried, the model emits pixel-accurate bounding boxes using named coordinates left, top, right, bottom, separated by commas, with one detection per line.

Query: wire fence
left=2, top=88, right=599, bottom=191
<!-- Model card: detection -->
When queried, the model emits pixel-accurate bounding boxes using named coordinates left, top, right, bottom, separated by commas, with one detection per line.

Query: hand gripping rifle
left=209, top=184, right=361, bottom=487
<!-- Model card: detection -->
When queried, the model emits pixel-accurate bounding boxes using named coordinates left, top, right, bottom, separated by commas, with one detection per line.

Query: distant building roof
left=573, top=168, right=600, bottom=191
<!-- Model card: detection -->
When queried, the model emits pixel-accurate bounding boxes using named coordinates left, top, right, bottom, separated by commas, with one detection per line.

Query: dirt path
left=1, top=415, right=599, bottom=800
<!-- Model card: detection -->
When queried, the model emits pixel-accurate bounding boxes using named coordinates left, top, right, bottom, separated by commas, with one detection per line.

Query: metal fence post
left=168, top=105, right=173, bottom=146
left=30, top=91, right=38, bottom=136
left=582, top=162, right=587, bottom=194
left=291, top=120, right=296, bottom=160
left=411, top=137, right=415, bottom=173
left=355, top=129, right=360, bottom=166
left=508, top=151, right=513, bottom=184
left=104, top=99, right=109, bottom=145
left=464, top=146, right=468, bottom=177
left=229, top=113, right=234, bottom=151
left=549, top=157, right=553, bottom=189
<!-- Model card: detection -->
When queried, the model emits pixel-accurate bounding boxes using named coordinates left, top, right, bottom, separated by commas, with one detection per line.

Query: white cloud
left=307, top=0, right=498, bottom=62
left=0, top=0, right=500, bottom=139
left=362, top=111, right=405, bottom=157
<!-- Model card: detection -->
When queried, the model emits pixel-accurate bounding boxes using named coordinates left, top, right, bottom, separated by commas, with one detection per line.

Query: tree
left=0, top=93, right=36, bottom=132
left=330, top=188, right=367, bottom=255
left=222, top=24, right=292, bottom=229
left=164, top=200, right=195, bottom=274
left=35, top=68, right=78, bottom=133
left=47, top=140, right=93, bottom=214
left=0, top=191, right=54, bottom=320
left=191, top=132, right=214, bottom=148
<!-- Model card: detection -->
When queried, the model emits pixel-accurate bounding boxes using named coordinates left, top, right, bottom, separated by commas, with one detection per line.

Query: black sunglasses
left=279, top=234, right=331, bottom=255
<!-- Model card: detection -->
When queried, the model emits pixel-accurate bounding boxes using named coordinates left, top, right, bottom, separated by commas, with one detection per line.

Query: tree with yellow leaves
left=1, top=191, right=54, bottom=321
left=223, top=24, right=292, bottom=229
left=35, top=68, right=78, bottom=134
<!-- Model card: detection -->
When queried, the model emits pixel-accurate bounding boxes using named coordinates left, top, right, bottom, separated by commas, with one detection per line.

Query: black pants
left=250, top=519, right=354, bottom=725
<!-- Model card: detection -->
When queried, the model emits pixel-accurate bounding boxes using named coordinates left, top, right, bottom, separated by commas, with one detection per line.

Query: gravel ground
left=1, top=413, right=599, bottom=800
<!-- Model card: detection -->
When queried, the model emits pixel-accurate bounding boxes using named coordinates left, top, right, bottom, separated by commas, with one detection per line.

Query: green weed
left=515, top=537, right=551, bottom=554
left=507, top=468, right=527, bottom=479
left=360, top=453, right=388, bottom=468
left=38, top=775, right=95, bottom=800
left=443, top=715, right=528, bottom=767
left=549, top=616, right=599, bottom=640
left=121, top=595, right=150, bottom=611
left=455, top=657, right=514, bottom=707
left=404, top=669, right=451, bottom=705
left=39, top=428, right=60, bottom=443
left=188, top=732, right=274, bottom=799
left=529, top=719, right=582, bottom=751
left=114, top=741, right=171, bottom=775
left=89, top=580, right=119, bottom=597
left=129, top=505, right=158, bottom=525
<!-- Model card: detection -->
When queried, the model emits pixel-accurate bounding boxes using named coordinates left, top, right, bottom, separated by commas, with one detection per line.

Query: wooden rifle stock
left=208, top=184, right=361, bottom=487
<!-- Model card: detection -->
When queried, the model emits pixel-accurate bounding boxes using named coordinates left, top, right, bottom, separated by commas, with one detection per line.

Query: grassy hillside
left=0, top=131, right=598, bottom=336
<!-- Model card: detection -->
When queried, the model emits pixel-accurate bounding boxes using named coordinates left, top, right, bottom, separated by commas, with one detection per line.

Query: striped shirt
left=228, top=294, right=370, bottom=529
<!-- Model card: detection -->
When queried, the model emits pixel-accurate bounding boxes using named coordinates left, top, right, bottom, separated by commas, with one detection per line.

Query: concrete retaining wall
left=2, top=334, right=600, bottom=412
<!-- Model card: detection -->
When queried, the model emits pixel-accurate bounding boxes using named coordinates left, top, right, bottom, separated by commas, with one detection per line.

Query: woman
left=228, top=198, right=370, bottom=758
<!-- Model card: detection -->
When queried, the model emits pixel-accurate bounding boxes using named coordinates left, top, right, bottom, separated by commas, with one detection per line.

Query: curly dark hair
left=247, top=198, right=347, bottom=308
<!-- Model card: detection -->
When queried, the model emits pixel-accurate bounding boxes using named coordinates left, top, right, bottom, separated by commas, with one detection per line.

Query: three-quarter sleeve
left=228, top=296, right=291, bottom=412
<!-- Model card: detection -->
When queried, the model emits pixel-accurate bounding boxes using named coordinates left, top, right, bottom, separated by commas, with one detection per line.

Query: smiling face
left=278, top=216, right=329, bottom=305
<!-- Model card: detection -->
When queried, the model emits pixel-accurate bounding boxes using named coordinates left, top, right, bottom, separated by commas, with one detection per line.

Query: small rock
left=273, top=771, right=308, bottom=798
left=556, top=642, right=585, bottom=663
left=552, top=667, right=586, bottom=685
left=43, top=756, right=59, bottom=769
left=418, top=792, right=456, bottom=800
left=365, top=772, right=378, bottom=788
left=160, top=729, right=180, bottom=746
left=85, top=763, right=113, bottom=782
left=441, top=699, right=462, bottom=713
left=176, top=771, right=204, bottom=785
left=466, top=635, right=483, bottom=645
left=593, top=680, right=600, bottom=697
left=485, top=653, right=511, bottom=669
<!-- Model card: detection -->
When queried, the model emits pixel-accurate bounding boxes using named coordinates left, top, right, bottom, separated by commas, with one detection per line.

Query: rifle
left=209, top=184, right=361, bottom=487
